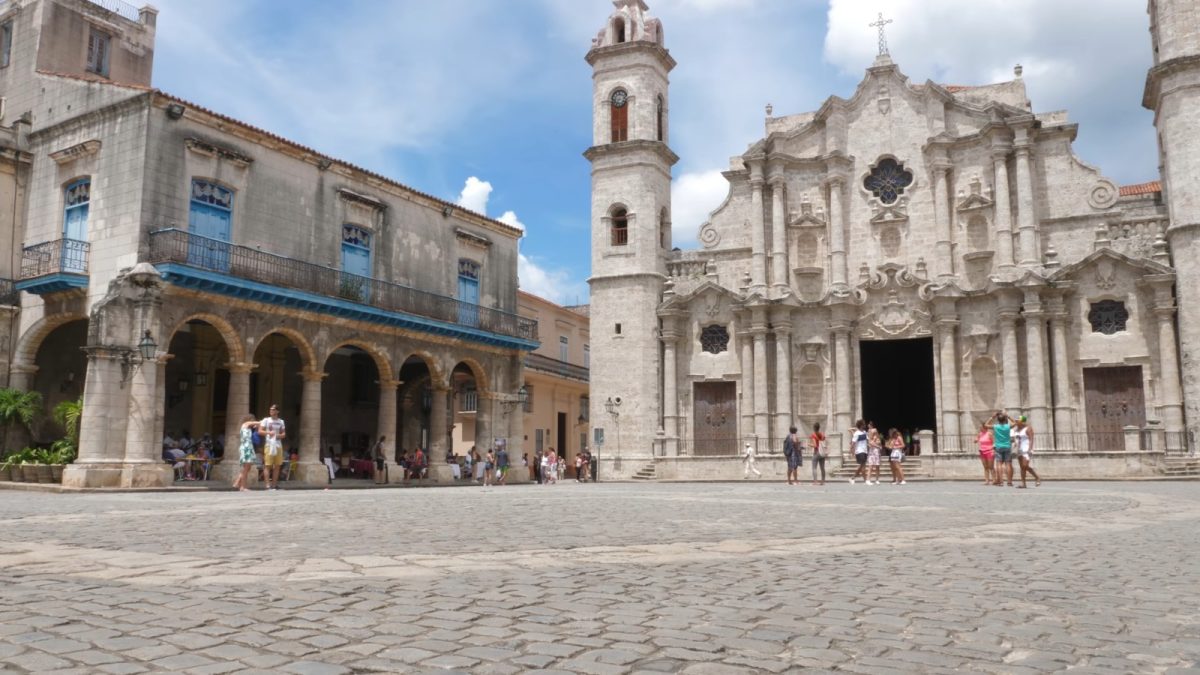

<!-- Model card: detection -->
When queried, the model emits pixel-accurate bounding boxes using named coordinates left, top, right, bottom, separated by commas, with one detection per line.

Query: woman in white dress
left=1013, top=416, right=1042, bottom=488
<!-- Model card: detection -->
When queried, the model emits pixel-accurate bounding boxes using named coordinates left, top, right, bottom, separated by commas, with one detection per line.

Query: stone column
left=1152, top=287, right=1185, bottom=432
left=430, top=385, right=450, bottom=458
left=662, top=328, right=679, bottom=439
left=1014, top=139, right=1040, bottom=267
left=935, top=312, right=961, bottom=439
left=1047, top=297, right=1075, bottom=445
left=932, top=165, right=954, bottom=279
left=832, top=321, right=853, bottom=439
left=223, top=363, right=255, bottom=458
left=770, top=179, right=789, bottom=295
left=827, top=178, right=848, bottom=289
left=298, top=370, right=325, bottom=477
left=377, top=380, right=399, bottom=460
left=7, top=363, right=37, bottom=391
left=121, top=353, right=172, bottom=487
left=64, top=348, right=129, bottom=488
left=739, top=328, right=754, bottom=439
left=774, top=322, right=793, bottom=437
left=998, top=307, right=1022, bottom=411
left=749, top=164, right=768, bottom=294
left=475, top=393, right=494, bottom=459
left=992, top=148, right=1016, bottom=270
left=751, top=323, right=770, bottom=442
left=1022, top=291, right=1050, bottom=434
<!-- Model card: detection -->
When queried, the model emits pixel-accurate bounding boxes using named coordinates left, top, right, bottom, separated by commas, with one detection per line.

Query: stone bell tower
left=1145, top=0, right=1200, bottom=442
left=585, top=0, right=677, bottom=474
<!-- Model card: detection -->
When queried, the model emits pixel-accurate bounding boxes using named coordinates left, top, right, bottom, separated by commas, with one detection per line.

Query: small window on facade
left=659, top=207, right=669, bottom=249
left=524, top=385, right=534, bottom=414
left=580, top=395, right=590, bottom=422
left=1088, top=300, right=1129, bottom=335
left=560, top=335, right=569, bottom=362
left=615, top=323, right=622, bottom=335
left=700, top=325, right=730, bottom=354
left=614, top=17, right=626, bottom=43
left=584, top=344, right=590, bottom=369
left=62, top=179, right=90, bottom=273
left=457, top=259, right=481, bottom=326
left=864, top=158, right=914, bottom=205
left=610, top=89, right=629, bottom=143
left=611, top=207, right=629, bottom=246
left=86, top=28, right=111, bottom=77
left=656, top=94, right=665, bottom=142
left=1, top=21, right=13, bottom=69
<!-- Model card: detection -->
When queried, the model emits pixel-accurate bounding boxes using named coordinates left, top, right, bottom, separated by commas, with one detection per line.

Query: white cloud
left=671, top=170, right=730, bottom=246
left=456, top=177, right=494, bottom=215
left=497, top=211, right=527, bottom=233
left=518, top=253, right=588, bottom=306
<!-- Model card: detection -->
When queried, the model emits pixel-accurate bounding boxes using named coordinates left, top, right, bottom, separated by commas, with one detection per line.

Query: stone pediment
left=955, top=175, right=994, bottom=212
left=658, top=279, right=743, bottom=315
left=788, top=196, right=827, bottom=228
left=1049, top=247, right=1174, bottom=283
left=853, top=263, right=934, bottom=340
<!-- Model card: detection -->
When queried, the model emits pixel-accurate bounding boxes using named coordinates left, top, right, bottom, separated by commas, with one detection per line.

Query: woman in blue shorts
left=987, top=411, right=1014, bottom=487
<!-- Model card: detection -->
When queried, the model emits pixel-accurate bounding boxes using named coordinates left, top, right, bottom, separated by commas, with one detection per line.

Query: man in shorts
left=849, top=419, right=869, bottom=484
left=259, top=404, right=286, bottom=491
left=496, top=445, right=510, bottom=485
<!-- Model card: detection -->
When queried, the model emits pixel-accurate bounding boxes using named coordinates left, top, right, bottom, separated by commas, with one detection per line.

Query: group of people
left=976, top=411, right=1042, bottom=488
left=161, top=430, right=222, bottom=481
left=846, top=420, right=909, bottom=485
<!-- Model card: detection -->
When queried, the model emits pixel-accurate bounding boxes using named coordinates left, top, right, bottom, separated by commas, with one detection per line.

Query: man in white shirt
left=259, top=404, right=286, bottom=491
left=743, top=442, right=762, bottom=478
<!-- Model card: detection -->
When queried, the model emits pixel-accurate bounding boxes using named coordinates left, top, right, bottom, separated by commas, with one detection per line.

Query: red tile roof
left=1119, top=181, right=1162, bottom=196
left=942, top=85, right=972, bottom=93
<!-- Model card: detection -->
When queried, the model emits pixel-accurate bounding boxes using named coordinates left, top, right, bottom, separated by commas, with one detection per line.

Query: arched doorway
left=30, top=319, right=88, bottom=444
left=251, top=333, right=305, bottom=456
left=322, top=345, right=380, bottom=479
left=397, top=355, right=436, bottom=464
left=163, top=320, right=231, bottom=456
left=451, top=362, right=480, bottom=460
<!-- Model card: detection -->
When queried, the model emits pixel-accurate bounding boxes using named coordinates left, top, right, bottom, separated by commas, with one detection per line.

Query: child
left=886, top=428, right=906, bottom=485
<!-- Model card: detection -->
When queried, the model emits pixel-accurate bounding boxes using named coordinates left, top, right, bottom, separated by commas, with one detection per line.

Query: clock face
left=611, top=90, right=628, bottom=108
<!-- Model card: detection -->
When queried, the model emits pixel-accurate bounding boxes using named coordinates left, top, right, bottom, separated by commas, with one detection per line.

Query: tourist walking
left=988, top=411, right=1014, bottom=486
left=372, top=436, right=388, bottom=484
left=1014, top=416, right=1042, bottom=488
left=976, top=421, right=995, bottom=485
left=783, top=426, right=802, bottom=485
left=496, top=445, right=510, bottom=485
left=743, top=442, right=762, bottom=478
left=483, top=449, right=495, bottom=486
left=259, top=404, right=286, bottom=491
left=232, top=415, right=258, bottom=491
left=810, top=423, right=827, bottom=485
left=321, top=444, right=337, bottom=484
left=849, top=420, right=869, bottom=484
left=866, top=422, right=883, bottom=485
left=887, top=428, right=906, bottom=484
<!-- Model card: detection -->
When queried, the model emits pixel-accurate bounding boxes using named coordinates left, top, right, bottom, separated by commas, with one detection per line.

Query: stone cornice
left=586, top=41, right=677, bottom=72
left=583, top=139, right=680, bottom=167
left=1144, top=54, right=1200, bottom=109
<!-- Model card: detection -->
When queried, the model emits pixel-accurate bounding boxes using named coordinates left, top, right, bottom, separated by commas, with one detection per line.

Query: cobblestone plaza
left=0, top=481, right=1198, bottom=673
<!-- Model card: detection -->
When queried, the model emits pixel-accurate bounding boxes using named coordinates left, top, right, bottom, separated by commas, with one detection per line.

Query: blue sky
left=148, top=0, right=1156, bottom=305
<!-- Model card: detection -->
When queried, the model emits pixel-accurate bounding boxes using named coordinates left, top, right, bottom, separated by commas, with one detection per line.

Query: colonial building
left=588, top=0, right=1198, bottom=478
left=0, top=0, right=537, bottom=487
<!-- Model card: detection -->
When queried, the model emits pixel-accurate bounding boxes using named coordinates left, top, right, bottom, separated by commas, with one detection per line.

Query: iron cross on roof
left=870, top=12, right=893, bottom=56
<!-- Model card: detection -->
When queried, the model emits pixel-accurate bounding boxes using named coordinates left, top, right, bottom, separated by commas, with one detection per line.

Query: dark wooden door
left=693, top=382, right=738, bottom=456
left=1083, top=366, right=1146, bottom=450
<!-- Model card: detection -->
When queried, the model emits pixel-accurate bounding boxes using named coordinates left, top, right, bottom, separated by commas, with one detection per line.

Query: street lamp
left=119, top=330, right=159, bottom=387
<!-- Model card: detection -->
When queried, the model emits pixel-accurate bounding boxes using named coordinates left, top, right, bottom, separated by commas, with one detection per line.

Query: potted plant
left=49, top=398, right=82, bottom=482
left=3, top=448, right=38, bottom=483
left=0, top=388, right=42, bottom=473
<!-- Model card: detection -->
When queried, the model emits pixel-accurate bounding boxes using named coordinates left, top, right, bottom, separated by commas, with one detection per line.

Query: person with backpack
left=848, top=420, right=869, bottom=484
left=783, top=426, right=802, bottom=485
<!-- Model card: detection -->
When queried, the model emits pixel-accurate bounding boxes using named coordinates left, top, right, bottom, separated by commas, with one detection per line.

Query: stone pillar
left=662, top=328, right=679, bottom=439
left=749, top=164, right=767, bottom=294
left=998, top=307, right=1022, bottom=411
left=475, top=393, right=494, bottom=460
left=1152, top=287, right=1185, bottom=433
left=1014, top=139, right=1040, bottom=267
left=64, top=348, right=130, bottom=488
left=377, top=380, right=399, bottom=460
left=430, top=385, right=450, bottom=458
left=121, top=354, right=173, bottom=487
left=739, top=328, right=754, bottom=439
left=1047, top=296, right=1075, bottom=445
left=1022, top=291, right=1050, bottom=434
left=770, top=179, right=789, bottom=294
left=297, top=370, right=324, bottom=481
left=827, top=178, right=848, bottom=289
left=932, top=165, right=954, bottom=279
left=774, top=322, right=793, bottom=437
left=832, top=321, right=853, bottom=439
left=992, top=148, right=1016, bottom=270
left=7, top=363, right=37, bottom=391
left=935, top=311, right=961, bottom=439
left=751, top=323, right=769, bottom=442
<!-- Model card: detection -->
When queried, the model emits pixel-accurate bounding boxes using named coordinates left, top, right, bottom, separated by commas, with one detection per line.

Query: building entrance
left=859, top=337, right=937, bottom=435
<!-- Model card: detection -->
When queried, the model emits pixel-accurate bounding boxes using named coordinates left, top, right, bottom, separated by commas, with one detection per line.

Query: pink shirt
left=978, top=431, right=994, bottom=454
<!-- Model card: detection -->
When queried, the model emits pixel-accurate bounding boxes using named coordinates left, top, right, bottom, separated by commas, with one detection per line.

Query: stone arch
left=14, top=312, right=88, bottom=366
left=251, top=328, right=316, bottom=372
left=165, top=313, right=245, bottom=364
left=400, top=350, right=447, bottom=389
left=320, top=339, right=394, bottom=383
left=450, top=357, right=491, bottom=395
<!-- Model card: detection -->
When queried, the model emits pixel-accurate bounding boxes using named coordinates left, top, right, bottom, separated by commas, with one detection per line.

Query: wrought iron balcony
left=85, top=0, right=142, bottom=22
left=0, top=278, right=16, bottom=306
left=524, top=352, right=589, bottom=382
left=16, top=239, right=90, bottom=295
left=148, top=229, right=538, bottom=345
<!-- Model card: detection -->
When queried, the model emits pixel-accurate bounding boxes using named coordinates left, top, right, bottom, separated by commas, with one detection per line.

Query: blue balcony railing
left=148, top=229, right=538, bottom=343
left=21, top=239, right=90, bottom=279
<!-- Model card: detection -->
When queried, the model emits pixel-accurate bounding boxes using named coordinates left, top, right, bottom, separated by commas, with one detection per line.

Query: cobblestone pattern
left=1, top=482, right=1199, bottom=673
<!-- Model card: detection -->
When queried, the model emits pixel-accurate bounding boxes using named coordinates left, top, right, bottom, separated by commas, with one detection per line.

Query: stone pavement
left=0, top=481, right=1198, bottom=674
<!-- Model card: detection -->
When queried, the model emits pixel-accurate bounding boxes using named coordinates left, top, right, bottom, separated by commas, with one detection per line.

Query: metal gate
left=1083, top=366, right=1146, bottom=451
left=693, top=382, right=738, bottom=456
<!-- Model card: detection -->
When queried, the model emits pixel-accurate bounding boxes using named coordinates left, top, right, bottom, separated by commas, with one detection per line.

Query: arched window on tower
left=610, top=89, right=629, bottom=143
left=614, top=17, right=626, bottom=43
left=611, top=207, right=629, bottom=246
left=656, top=94, right=665, bottom=142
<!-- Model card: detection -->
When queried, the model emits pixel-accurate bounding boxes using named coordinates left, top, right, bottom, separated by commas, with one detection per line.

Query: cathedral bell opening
left=859, top=337, right=937, bottom=436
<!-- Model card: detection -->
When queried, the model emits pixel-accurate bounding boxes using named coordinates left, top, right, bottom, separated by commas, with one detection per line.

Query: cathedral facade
left=587, top=0, right=1200, bottom=478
